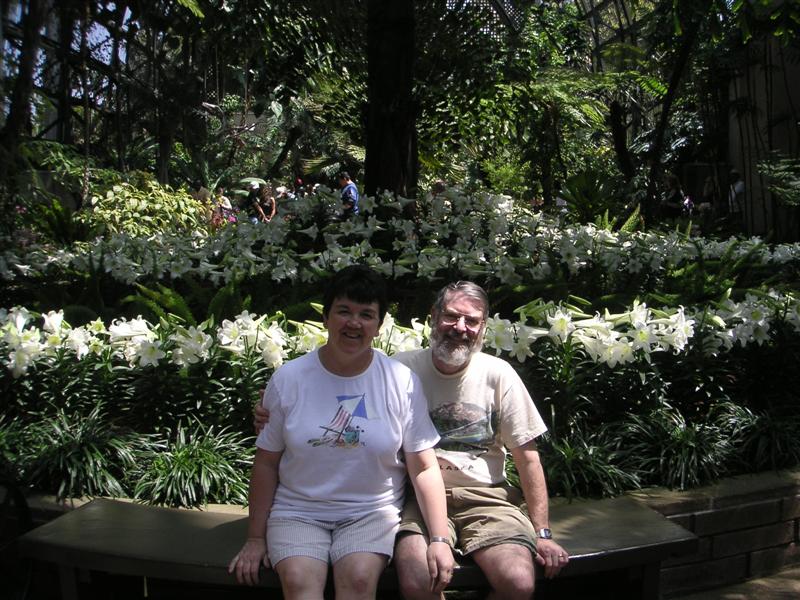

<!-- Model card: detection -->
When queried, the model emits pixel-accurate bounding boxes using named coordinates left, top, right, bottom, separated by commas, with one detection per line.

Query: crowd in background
left=189, top=174, right=347, bottom=230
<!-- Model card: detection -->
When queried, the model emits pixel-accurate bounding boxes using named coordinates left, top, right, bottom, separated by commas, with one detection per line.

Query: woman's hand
left=228, top=536, right=270, bottom=586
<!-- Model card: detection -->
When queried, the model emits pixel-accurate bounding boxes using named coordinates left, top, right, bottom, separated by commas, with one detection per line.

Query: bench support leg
left=640, top=562, right=661, bottom=600
left=58, top=565, right=79, bottom=600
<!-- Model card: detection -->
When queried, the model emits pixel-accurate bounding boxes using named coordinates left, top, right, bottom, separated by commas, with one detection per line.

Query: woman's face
left=323, top=296, right=381, bottom=359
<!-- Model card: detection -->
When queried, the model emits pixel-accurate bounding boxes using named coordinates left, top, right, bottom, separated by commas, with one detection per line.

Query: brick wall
left=631, top=468, right=800, bottom=598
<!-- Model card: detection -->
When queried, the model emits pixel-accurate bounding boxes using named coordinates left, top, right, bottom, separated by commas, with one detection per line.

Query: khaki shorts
left=398, top=485, right=537, bottom=556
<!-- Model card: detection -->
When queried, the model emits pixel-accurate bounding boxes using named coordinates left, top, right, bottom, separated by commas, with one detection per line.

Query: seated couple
left=228, top=266, right=568, bottom=599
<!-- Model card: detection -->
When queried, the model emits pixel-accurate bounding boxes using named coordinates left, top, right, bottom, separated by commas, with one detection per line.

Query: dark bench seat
left=16, top=495, right=697, bottom=599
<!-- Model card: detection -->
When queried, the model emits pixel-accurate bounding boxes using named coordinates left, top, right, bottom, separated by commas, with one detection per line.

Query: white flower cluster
left=3, top=291, right=799, bottom=378
left=3, top=188, right=799, bottom=292
left=481, top=291, right=800, bottom=367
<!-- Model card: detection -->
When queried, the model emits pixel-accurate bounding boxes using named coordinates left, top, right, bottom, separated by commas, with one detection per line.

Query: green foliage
left=757, top=153, right=800, bottom=207
left=78, top=179, right=208, bottom=237
left=29, top=199, right=100, bottom=244
left=615, top=402, right=733, bottom=490
left=133, top=422, right=253, bottom=508
left=122, top=283, right=197, bottom=326
left=541, top=427, right=641, bottom=500
left=560, top=170, right=624, bottom=224
left=23, top=402, right=140, bottom=500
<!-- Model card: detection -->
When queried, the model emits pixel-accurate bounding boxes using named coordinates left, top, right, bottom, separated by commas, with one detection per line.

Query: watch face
left=538, top=528, right=552, bottom=539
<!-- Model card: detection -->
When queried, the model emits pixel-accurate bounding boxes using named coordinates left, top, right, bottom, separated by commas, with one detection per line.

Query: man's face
left=430, top=291, right=486, bottom=370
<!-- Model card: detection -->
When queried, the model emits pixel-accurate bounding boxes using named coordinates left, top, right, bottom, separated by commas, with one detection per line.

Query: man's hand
left=533, top=538, right=569, bottom=579
left=228, top=537, right=270, bottom=586
left=426, top=540, right=454, bottom=593
left=253, top=389, right=268, bottom=434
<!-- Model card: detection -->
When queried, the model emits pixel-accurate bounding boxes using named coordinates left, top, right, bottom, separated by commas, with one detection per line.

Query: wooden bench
left=15, top=495, right=697, bottom=599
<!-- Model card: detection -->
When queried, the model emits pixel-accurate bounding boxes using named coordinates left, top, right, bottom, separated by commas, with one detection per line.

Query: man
left=337, top=171, right=359, bottom=218
left=728, top=169, right=745, bottom=222
left=392, top=281, right=568, bottom=599
left=255, top=280, right=568, bottom=598
left=241, top=181, right=268, bottom=224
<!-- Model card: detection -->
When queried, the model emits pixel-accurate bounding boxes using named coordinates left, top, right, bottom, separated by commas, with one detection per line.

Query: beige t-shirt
left=393, top=348, right=547, bottom=488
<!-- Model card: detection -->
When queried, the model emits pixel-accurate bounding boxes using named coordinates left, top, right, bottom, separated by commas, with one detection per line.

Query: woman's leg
left=274, top=556, right=328, bottom=600
left=332, top=552, right=387, bottom=600
left=329, top=510, right=398, bottom=599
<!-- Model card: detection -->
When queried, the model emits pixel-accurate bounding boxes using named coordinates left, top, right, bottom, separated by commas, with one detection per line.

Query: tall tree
left=0, top=0, right=48, bottom=183
left=364, top=0, right=416, bottom=199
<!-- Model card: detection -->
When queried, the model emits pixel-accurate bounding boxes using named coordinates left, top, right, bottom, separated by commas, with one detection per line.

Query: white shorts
left=267, top=509, right=400, bottom=566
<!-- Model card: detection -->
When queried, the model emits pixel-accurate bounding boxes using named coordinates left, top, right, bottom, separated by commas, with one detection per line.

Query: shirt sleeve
left=498, top=365, right=548, bottom=449
left=256, top=377, right=286, bottom=452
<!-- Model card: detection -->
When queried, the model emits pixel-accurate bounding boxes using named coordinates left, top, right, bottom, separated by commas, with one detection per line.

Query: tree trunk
left=0, top=0, right=47, bottom=183
left=364, top=0, right=417, bottom=202
left=608, top=99, right=635, bottom=181
left=643, top=4, right=710, bottom=223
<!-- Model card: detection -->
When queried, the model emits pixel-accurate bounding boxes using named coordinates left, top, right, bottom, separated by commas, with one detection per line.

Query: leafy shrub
left=715, top=402, right=800, bottom=472
left=133, top=422, right=253, bottom=508
left=614, top=402, right=733, bottom=490
left=23, top=402, right=140, bottom=500
left=541, top=426, right=641, bottom=499
left=78, top=178, right=208, bottom=237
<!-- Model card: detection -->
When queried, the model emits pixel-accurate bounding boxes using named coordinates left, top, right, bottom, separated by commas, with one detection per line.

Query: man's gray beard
left=430, top=330, right=482, bottom=369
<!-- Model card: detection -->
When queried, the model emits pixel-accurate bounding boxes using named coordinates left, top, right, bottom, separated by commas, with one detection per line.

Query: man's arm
left=405, top=448, right=454, bottom=594
left=228, top=448, right=281, bottom=585
left=510, top=440, right=569, bottom=579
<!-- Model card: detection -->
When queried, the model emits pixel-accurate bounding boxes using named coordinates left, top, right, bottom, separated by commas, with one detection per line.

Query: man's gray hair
left=432, top=281, right=489, bottom=319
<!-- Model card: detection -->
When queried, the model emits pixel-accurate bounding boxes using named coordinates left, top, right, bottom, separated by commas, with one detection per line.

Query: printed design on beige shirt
left=430, top=401, right=500, bottom=456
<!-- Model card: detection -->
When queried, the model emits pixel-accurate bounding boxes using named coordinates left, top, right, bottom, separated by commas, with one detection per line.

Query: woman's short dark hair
left=323, top=265, right=388, bottom=322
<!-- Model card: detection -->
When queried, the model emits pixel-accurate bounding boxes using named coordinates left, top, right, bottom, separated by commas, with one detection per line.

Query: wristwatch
left=537, top=528, right=553, bottom=540
left=429, top=536, right=452, bottom=547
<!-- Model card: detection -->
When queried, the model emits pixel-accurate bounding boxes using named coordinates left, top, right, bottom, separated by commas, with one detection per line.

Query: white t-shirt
left=394, top=349, right=548, bottom=488
left=257, top=349, right=440, bottom=521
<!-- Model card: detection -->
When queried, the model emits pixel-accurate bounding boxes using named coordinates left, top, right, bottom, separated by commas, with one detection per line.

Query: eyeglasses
left=439, top=311, right=484, bottom=330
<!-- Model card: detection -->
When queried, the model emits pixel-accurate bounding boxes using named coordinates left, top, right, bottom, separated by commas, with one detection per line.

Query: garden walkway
left=674, top=563, right=800, bottom=599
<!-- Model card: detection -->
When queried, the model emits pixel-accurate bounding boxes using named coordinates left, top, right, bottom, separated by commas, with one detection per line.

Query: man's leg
left=395, top=533, right=443, bottom=600
left=274, top=556, right=328, bottom=600
left=471, top=543, right=536, bottom=600
left=333, top=552, right=388, bottom=600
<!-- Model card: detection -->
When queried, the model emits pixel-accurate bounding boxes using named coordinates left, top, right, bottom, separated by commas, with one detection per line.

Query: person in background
left=728, top=169, right=745, bottom=224
left=659, top=173, right=684, bottom=220
left=212, top=186, right=235, bottom=227
left=259, top=183, right=276, bottom=222
left=231, top=266, right=453, bottom=600
left=241, top=182, right=267, bottom=224
left=337, top=171, right=359, bottom=218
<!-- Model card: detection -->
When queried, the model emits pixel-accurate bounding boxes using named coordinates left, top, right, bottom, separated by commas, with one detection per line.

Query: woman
left=228, top=265, right=453, bottom=600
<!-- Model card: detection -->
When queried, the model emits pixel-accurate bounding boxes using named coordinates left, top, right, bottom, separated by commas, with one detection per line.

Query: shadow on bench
left=15, top=495, right=697, bottom=599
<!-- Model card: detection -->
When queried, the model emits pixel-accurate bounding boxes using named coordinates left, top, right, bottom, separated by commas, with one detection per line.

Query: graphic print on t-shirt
left=430, top=402, right=498, bottom=455
left=308, top=393, right=368, bottom=448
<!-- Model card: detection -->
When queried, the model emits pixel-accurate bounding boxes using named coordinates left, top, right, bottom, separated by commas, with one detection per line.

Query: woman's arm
left=228, top=448, right=281, bottom=585
left=405, top=448, right=454, bottom=594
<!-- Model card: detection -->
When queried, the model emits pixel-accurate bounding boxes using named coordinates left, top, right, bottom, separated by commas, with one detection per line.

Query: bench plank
left=16, top=495, right=696, bottom=597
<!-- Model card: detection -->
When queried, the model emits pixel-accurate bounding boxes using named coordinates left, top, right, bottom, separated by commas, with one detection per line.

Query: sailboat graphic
left=309, top=394, right=368, bottom=448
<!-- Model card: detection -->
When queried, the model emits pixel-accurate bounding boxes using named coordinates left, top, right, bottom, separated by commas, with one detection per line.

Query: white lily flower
left=42, top=310, right=65, bottom=333
left=547, top=309, right=575, bottom=342
left=135, top=339, right=166, bottom=367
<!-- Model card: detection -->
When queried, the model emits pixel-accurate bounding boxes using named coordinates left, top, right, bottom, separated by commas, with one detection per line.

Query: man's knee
left=395, top=534, right=439, bottom=600
left=492, top=565, right=535, bottom=598
left=473, top=546, right=536, bottom=600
